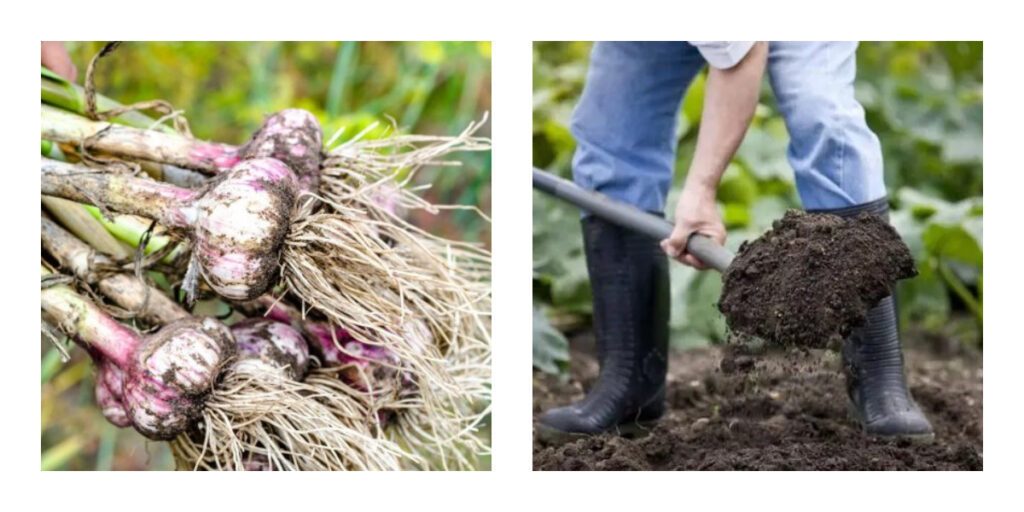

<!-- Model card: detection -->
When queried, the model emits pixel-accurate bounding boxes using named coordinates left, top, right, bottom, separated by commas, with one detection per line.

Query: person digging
left=537, top=41, right=934, bottom=441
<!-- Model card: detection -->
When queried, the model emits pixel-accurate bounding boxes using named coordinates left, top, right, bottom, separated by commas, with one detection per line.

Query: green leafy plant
left=533, top=305, right=570, bottom=375
left=891, top=188, right=982, bottom=340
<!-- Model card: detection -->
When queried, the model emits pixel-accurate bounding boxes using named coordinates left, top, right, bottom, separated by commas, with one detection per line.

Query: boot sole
left=846, top=401, right=936, bottom=443
left=535, top=419, right=659, bottom=444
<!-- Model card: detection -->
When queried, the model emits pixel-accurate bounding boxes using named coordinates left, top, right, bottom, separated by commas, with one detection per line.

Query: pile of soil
left=533, top=333, right=982, bottom=470
left=719, top=210, right=916, bottom=348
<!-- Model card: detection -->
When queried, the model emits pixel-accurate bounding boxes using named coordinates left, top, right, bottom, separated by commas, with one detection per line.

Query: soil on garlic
left=533, top=332, right=982, bottom=471
left=238, top=109, right=323, bottom=189
left=719, top=210, right=916, bottom=348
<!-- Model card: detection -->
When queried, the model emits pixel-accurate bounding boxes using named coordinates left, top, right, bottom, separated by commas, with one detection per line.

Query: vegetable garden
left=532, top=41, right=982, bottom=470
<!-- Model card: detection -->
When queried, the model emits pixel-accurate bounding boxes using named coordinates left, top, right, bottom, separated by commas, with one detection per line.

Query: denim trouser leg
left=767, top=41, right=887, bottom=210
left=571, top=42, right=706, bottom=213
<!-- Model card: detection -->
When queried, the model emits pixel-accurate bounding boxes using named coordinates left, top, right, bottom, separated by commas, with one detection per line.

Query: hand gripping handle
left=533, top=168, right=734, bottom=272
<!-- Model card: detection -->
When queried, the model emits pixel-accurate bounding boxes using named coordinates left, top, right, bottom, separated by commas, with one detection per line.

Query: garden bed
left=533, top=332, right=982, bottom=470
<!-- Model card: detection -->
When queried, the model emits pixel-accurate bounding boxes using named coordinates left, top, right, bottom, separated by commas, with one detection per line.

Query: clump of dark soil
left=719, top=210, right=917, bottom=348
left=533, top=333, right=982, bottom=471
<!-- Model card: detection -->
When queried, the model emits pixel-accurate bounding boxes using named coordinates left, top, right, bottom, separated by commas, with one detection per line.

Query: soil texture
left=533, top=333, right=982, bottom=470
left=719, top=210, right=916, bottom=348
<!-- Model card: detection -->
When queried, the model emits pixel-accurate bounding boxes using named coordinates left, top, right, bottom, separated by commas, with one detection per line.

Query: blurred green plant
left=533, top=41, right=982, bottom=371
left=533, top=304, right=570, bottom=375
left=67, top=41, right=492, bottom=244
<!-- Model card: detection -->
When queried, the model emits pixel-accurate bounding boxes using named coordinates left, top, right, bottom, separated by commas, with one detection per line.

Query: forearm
left=686, top=41, right=768, bottom=194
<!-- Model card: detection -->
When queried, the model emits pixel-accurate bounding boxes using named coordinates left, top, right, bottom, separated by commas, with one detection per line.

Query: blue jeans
left=570, top=41, right=886, bottom=212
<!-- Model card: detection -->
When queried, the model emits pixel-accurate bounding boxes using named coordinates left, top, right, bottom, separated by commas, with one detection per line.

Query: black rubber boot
left=812, top=197, right=934, bottom=440
left=537, top=215, right=669, bottom=441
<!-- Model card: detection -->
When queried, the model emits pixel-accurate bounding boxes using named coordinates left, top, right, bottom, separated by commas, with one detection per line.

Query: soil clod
left=719, top=210, right=916, bottom=348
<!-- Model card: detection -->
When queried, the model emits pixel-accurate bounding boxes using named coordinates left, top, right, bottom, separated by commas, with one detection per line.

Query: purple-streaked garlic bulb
left=238, top=109, right=323, bottom=191
left=43, top=274, right=235, bottom=439
left=231, top=318, right=310, bottom=380
left=121, top=317, right=235, bottom=439
left=303, top=322, right=405, bottom=392
left=42, top=157, right=298, bottom=302
left=188, top=158, right=298, bottom=300
left=251, top=297, right=416, bottom=393
left=94, top=357, right=131, bottom=428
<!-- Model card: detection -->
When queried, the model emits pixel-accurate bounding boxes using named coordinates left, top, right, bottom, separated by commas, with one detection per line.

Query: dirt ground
left=533, top=333, right=982, bottom=471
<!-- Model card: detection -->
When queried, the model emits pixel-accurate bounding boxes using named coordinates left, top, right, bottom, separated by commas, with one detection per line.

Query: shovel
left=533, top=168, right=735, bottom=272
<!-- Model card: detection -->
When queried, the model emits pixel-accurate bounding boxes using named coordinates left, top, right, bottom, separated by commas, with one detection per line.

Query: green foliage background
left=42, top=41, right=491, bottom=470
left=68, top=41, right=492, bottom=243
left=533, top=42, right=982, bottom=372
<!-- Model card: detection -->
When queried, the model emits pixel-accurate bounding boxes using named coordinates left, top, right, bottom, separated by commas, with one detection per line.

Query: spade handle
left=533, top=168, right=735, bottom=273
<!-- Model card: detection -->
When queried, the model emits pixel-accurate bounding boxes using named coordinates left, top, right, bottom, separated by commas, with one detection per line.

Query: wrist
left=683, top=161, right=724, bottom=195
left=682, top=176, right=719, bottom=200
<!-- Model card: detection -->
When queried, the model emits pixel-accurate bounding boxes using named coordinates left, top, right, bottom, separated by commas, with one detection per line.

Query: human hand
left=660, top=183, right=726, bottom=269
left=42, top=41, right=77, bottom=82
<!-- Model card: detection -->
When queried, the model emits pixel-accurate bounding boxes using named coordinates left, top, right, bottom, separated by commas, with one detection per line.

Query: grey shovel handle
left=533, top=168, right=735, bottom=273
